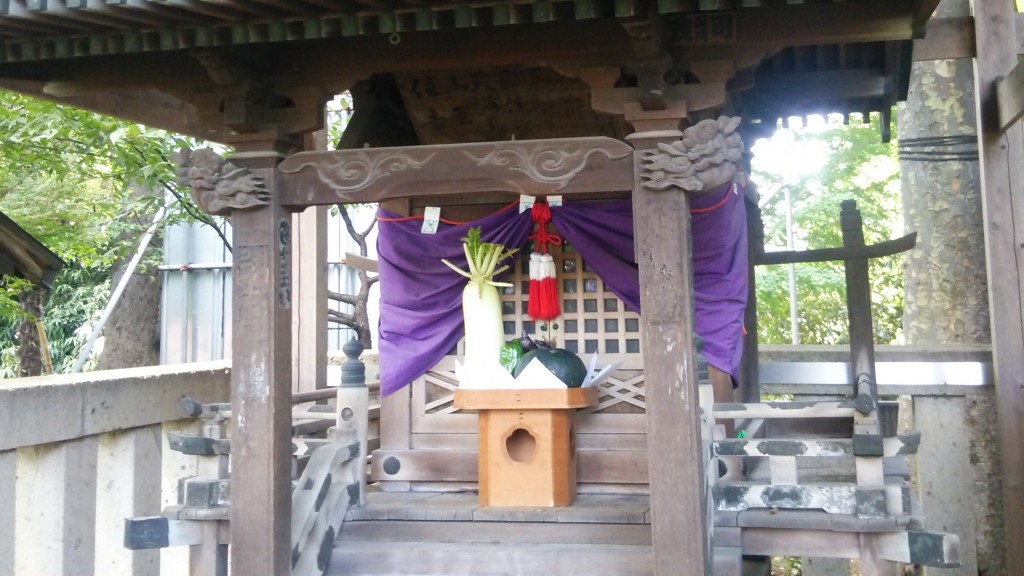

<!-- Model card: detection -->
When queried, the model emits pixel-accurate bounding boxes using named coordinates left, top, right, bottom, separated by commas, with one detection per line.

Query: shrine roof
left=0, top=0, right=938, bottom=143
left=0, top=0, right=931, bottom=63
left=0, top=211, right=64, bottom=288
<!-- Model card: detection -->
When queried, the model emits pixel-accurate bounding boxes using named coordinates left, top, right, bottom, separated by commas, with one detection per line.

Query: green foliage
left=0, top=90, right=203, bottom=376
left=753, top=114, right=904, bottom=345
left=326, top=93, right=354, bottom=151
left=771, top=556, right=802, bottom=575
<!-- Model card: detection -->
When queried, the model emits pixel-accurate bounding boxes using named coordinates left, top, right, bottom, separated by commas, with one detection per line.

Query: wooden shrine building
left=0, top=210, right=63, bottom=290
left=0, top=1, right=1022, bottom=575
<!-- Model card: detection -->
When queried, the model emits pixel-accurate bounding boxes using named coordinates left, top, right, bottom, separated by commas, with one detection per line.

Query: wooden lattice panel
left=498, top=241, right=643, bottom=358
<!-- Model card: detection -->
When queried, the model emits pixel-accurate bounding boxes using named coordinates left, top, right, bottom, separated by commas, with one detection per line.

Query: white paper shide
left=455, top=354, right=621, bottom=390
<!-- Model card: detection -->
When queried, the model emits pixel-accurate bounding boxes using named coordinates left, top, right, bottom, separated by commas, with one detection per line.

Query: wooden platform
left=331, top=492, right=654, bottom=576
left=345, top=491, right=652, bottom=524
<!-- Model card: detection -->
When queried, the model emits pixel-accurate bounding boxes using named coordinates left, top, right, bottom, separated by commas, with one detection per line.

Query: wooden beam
left=0, top=78, right=206, bottom=139
left=276, top=137, right=635, bottom=208
left=630, top=129, right=708, bottom=572
left=997, top=57, right=1024, bottom=131
left=727, top=0, right=917, bottom=47
left=756, top=232, right=916, bottom=266
left=970, top=0, right=1024, bottom=572
left=912, top=16, right=975, bottom=61
left=226, top=145, right=294, bottom=576
left=750, top=69, right=889, bottom=104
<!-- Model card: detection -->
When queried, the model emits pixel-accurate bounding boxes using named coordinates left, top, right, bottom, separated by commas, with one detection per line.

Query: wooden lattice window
left=497, top=241, right=642, bottom=356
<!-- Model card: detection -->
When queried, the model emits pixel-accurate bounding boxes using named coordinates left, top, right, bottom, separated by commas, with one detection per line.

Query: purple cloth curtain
left=550, top=199, right=641, bottom=313
left=690, top=183, right=749, bottom=383
left=551, top=189, right=748, bottom=382
left=377, top=187, right=748, bottom=396
left=376, top=206, right=533, bottom=397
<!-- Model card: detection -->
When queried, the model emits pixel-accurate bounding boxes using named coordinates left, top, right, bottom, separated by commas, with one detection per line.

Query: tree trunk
left=95, top=262, right=161, bottom=370
left=897, top=1, right=1003, bottom=575
left=15, top=286, right=46, bottom=377
left=96, top=186, right=163, bottom=371
left=899, top=7, right=988, bottom=344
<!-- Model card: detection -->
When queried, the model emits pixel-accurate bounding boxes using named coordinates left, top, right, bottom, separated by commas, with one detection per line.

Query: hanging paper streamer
left=527, top=201, right=561, bottom=321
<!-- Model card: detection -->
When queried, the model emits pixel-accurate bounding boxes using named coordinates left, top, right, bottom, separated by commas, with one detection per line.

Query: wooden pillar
left=224, top=135, right=297, bottom=576
left=291, top=205, right=328, bottom=394
left=292, top=130, right=329, bottom=395
left=970, top=0, right=1024, bottom=570
left=628, top=102, right=710, bottom=575
left=741, top=190, right=763, bottom=404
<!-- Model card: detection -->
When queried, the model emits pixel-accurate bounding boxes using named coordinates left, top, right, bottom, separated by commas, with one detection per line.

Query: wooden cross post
left=626, top=101, right=710, bottom=575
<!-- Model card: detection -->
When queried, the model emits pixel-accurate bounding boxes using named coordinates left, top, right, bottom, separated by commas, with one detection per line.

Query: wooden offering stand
left=454, top=387, right=598, bottom=507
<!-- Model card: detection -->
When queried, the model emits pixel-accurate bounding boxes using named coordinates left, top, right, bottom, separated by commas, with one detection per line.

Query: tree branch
left=327, top=290, right=357, bottom=306
left=338, top=205, right=369, bottom=255
left=161, top=180, right=233, bottom=253
left=327, top=309, right=356, bottom=326
left=359, top=216, right=377, bottom=240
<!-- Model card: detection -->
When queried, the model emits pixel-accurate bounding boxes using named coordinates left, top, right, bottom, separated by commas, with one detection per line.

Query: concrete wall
left=0, top=363, right=230, bottom=576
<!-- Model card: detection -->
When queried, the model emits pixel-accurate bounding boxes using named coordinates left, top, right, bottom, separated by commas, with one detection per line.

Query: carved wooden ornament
left=275, top=137, right=635, bottom=207
left=173, top=148, right=271, bottom=216
left=640, top=116, right=744, bottom=194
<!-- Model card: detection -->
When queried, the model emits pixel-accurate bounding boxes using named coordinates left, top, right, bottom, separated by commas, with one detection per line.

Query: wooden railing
left=750, top=344, right=992, bottom=575
left=115, top=340, right=378, bottom=576
left=0, top=361, right=232, bottom=576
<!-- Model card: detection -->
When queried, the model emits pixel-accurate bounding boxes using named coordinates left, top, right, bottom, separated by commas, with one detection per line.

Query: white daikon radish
left=442, top=227, right=518, bottom=369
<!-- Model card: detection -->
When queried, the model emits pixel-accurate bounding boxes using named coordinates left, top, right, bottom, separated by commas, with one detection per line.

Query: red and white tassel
left=528, top=252, right=560, bottom=321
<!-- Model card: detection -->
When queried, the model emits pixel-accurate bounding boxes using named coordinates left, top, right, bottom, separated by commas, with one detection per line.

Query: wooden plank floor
left=331, top=492, right=654, bottom=576
left=345, top=491, right=653, bottom=524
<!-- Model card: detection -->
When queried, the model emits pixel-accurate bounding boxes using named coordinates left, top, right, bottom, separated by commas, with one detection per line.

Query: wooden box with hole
left=454, top=387, right=598, bottom=507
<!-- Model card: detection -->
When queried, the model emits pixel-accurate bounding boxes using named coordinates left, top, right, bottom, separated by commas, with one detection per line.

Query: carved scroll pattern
left=174, top=148, right=270, bottom=216
left=465, top=144, right=633, bottom=191
left=278, top=151, right=436, bottom=196
left=640, top=116, right=744, bottom=194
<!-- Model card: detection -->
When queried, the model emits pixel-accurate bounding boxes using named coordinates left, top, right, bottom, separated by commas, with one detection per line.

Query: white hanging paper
left=519, top=194, right=536, bottom=214
left=582, top=354, right=622, bottom=388
left=421, top=206, right=441, bottom=234
left=548, top=195, right=563, bottom=207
